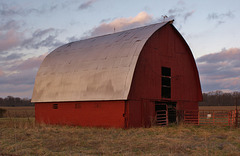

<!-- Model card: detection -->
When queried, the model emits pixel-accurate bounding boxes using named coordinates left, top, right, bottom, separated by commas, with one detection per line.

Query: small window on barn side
left=53, top=104, right=58, bottom=109
left=161, top=67, right=171, bottom=98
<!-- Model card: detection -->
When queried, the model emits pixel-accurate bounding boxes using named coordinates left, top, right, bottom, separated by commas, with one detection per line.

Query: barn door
left=168, top=102, right=176, bottom=123
left=155, top=102, right=176, bottom=126
left=155, top=102, right=168, bottom=126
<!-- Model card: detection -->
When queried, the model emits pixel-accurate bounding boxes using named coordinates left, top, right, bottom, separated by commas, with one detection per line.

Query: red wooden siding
left=35, top=101, right=126, bottom=128
left=128, top=24, right=202, bottom=102
left=126, top=100, right=155, bottom=128
left=126, top=24, right=202, bottom=127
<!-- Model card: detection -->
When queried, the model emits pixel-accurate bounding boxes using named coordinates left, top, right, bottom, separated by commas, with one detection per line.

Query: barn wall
left=126, top=100, right=142, bottom=127
left=35, top=101, right=126, bottom=128
left=177, top=101, right=199, bottom=110
left=126, top=100, right=155, bottom=128
left=128, top=24, right=202, bottom=105
left=126, top=24, right=202, bottom=126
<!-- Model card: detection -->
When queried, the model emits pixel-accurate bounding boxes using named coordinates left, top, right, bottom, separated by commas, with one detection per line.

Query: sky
left=0, top=0, right=240, bottom=98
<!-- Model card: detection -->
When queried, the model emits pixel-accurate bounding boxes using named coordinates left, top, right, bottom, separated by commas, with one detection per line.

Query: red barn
left=32, top=20, right=202, bottom=128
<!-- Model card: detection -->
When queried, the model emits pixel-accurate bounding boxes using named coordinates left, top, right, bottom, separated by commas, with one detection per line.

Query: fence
left=180, top=110, right=240, bottom=127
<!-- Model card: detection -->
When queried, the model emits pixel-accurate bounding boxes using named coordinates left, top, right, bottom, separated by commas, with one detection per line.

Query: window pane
left=161, top=66, right=171, bottom=98
left=161, top=87, right=171, bottom=98
left=162, top=67, right=171, bottom=76
left=53, top=104, right=58, bottom=109
left=162, top=77, right=171, bottom=87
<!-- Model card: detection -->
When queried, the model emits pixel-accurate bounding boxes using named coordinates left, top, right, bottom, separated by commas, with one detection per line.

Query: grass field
left=0, top=118, right=240, bottom=155
left=0, top=106, right=240, bottom=155
left=0, top=106, right=35, bottom=118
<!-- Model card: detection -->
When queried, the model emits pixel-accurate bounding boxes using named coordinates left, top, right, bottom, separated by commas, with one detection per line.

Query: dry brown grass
left=0, top=106, right=35, bottom=118
left=1, top=106, right=240, bottom=155
left=0, top=118, right=240, bottom=155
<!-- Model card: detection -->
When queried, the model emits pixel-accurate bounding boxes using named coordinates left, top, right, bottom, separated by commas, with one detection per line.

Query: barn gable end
left=128, top=23, right=202, bottom=101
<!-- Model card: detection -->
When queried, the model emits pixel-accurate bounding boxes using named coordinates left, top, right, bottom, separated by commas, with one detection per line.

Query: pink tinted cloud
left=197, top=48, right=240, bottom=65
left=0, top=84, right=33, bottom=98
left=15, top=53, right=48, bottom=70
left=0, top=69, right=4, bottom=76
left=197, top=48, right=240, bottom=92
left=90, top=11, right=153, bottom=37
left=220, top=77, right=240, bottom=88
left=0, top=53, right=48, bottom=98
left=0, top=29, right=22, bottom=52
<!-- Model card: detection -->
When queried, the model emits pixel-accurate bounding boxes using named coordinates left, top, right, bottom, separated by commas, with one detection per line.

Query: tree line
left=0, top=91, right=240, bottom=107
left=199, top=91, right=240, bottom=106
left=0, top=96, right=33, bottom=107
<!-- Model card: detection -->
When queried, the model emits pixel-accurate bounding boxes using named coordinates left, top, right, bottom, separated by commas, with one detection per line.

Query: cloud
left=0, top=69, right=4, bottom=76
left=67, top=36, right=81, bottom=42
left=0, top=69, right=36, bottom=85
left=166, top=8, right=194, bottom=23
left=0, top=29, right=23, bottom=52
left=0, top=53, right=47, bottom=83
left=0, top=53, right=47, bottom=98
left=208, top=11, right=234, bottom=20
left=0, top=20, right=21, bottom=30
left=78, top=0, right=97, bottom=10
left=2, top=53, right=25, bottom=61
left=183, top=11, right=194, bottom=22
left=177, top=0, right=185, bottom=5
left=89, top=11, right=153, bottom=37
left=49, top=4, right=58, bottom=12
left=0, top=2, right=40, bottom=17
left=0, top=22, right=62, bottom=53
left=154, top=6, right=194, bottom=29
left=0, top=3, right=19, bottom=17
left=197, top=48, right=240, bottom=92
left=11, top=53, right=47, bottom=71
left=21, top=28, right=64, bottom=49
left=0, top=20, right=62, bottom=98
left=168, top=8, right=182, bottom=15
left=0, top=19, right=25, bottom=53
left=197, top=48, right=240, bottom=64
left=207, top=11, right=234, bottom=25
left=0, top=2, right=61, bottom=17
left=0, top=84, right=33, bottom=98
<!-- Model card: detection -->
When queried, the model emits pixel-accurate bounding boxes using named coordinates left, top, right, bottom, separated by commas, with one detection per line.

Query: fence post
left=228, top=112, right=230, bottom=126
left=198, top=110, right=200, bottom=125
left=236, top=110, right=238, bottom=128
left=232, top=111, right=235, bottom=126
left=213, top=111, right=215, bottom=125
left=183, top=110, right=185, bottom=124
left=166, top=110, right=168, bottom=126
